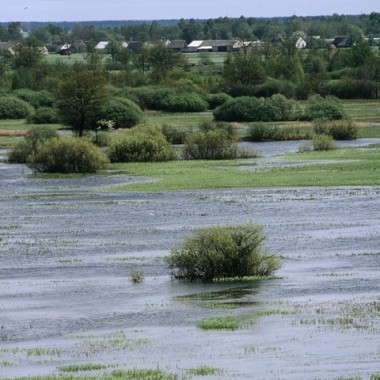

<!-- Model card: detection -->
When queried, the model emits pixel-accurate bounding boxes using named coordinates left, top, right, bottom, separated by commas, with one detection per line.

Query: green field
left=342, top=99, right=380, bottom=123
left=109, top=146, right=380, bottom=191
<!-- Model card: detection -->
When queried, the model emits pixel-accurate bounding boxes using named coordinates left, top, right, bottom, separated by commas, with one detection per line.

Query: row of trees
left=2, top=13, right=380, bottom=46
left=1, top=32, right=379, bottom=98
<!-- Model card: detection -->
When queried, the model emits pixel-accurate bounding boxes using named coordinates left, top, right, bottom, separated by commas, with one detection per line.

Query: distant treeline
left=1, top=13, right=380, bottom=44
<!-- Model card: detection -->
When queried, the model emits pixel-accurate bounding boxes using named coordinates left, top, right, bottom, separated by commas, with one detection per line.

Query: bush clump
left=206, top=92, right=233, bottom=109
left=0, top=97, right=34, bottom=119
left=304, top=96, right=346, bottom=121
left=166, top=222, right=281, bottom=281
left=99, top=97, right=144, bottom=128
left=313, top=133, right=337, bottom=151
left=26, top=107, right=61, bottom=124
left=108, top=125, right=175, bottom=162
left=13, top=89, right=54, bottom=108
left=247, top=123, right=312, bottom=141
left=313, top=119, right=358, bottom=140
left=161, top=124, right=194, bottom=144
left=182, top=130, right=237, bottom=160
left=124, top=87, right=208, bottom=112
left=213, top=95, right=300, bottom=122
left=29, top=136, right=110, bottom=173
left=7, top=125, right=59, bottom=163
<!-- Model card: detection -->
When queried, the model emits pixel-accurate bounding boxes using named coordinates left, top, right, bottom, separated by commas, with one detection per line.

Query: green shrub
left=166, top=222, right=281, bottom=281
left=108, top=125, right=175, bottom=162
left=163, top=92, right=208, bottom=112
left=198, top=120, right=235, bottom=138
left=161, top=124, right=193, bottom=144
left=13, top=89, right=54, bottom=108
left=88, top=130, right=113, bottom=147
left=313, top=119, right=358, bottom=140
left=182, top=130, right=237, bottom=160
left=7, top=125, right=59, bottom=163
left=313, top=134, right=337, bottom=151
left=7, top=140, right=33, bottom=163
left=206, top=92, right=233, bottom=109
left=304, top=95, right=346, bottom=121
left=99, top=97, right=144, bottom=128
left=30, top=136, right=110, bottom=173
left=248, top=123, right=312, bottom=141
left=213, top=96, right=261, bottom=122
left=0, top=96, right=34, bottom=119
left=26, top=107, right=61, bottom=124
left=213, top=95, right=299, bottom=122
left=124, top=87, right=208, bottom=112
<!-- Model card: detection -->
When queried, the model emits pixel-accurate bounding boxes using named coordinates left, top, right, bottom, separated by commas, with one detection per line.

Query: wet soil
left=0, top=144, right=379, bottom=379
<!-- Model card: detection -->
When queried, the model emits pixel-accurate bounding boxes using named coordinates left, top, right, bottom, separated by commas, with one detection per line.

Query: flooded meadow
left=0, top=144, right=379, bottom=379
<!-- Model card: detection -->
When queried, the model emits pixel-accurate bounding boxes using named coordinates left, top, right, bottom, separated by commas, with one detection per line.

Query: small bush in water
left=7, top=126, right=58, bottom=163
left=29, top=136, right=110, bottom=173
left=313, top=133, right=337, bottom=151
left=166, top=222, right=281, bottom=281
left=182, top=130, right=237, bottom=160
left=313, top=119, right=358, bottom=140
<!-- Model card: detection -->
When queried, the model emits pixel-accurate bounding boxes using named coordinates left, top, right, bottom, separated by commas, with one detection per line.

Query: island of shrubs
left=5, top=86, right=357, bottom=173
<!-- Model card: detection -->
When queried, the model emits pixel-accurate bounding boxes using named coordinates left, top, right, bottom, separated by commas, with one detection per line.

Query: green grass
left=141, top=110, right=213, bottom=129
left=185, top=366, right=223, bottom=376
left=59, top=363, right=107, bottom=372
left=43, top=53, right=89, bottom=65
left=197, top=316, right=239, bottom=330
left=10, top=368, right=178, bottom=380
left=342, top=99, right=380, bottom=123
left=109, top=146, right=380, bottom=191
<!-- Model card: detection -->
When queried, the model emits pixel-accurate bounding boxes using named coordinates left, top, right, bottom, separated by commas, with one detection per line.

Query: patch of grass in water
left=11, top=368, right=178, bottom=379
left=0, top=360, right=16, bottom=367
left=213, top=275, right=282, bottom=283
left=58, top=259, right=82, bottom=264
left=59, top=363, right=107, bottom=372
left=84, top=331, right=150, bottom=352
left=23, top=347, right=61, bottom=357
left=185, top=366, right=223, bottom=376
left=197, top=316, right=239, bottom=330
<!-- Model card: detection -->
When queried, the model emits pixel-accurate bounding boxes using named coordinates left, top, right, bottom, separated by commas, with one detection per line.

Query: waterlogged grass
left=11, top=368, right=178, bottom=379
left=59, top=363, right=107, bottom=372
left=185, top=366, right=223, bottom=376
left=110, top=146, right=380, bottom=191
left=197, top=307, right=293, bottom=330
left=197, top=316, right=239, bottom=330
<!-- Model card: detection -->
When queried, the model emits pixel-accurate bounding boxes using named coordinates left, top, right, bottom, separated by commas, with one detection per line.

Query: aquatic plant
left=166, top=222, right=281, bottom=281
left=130, top=268, right=144, bottom=283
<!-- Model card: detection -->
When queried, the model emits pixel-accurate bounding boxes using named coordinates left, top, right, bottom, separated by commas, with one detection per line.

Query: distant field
left=342, top=99, right=380, bottom=124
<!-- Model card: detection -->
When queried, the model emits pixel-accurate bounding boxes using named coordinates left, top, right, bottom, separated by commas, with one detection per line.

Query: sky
left=1, top=0, right=379, bottom=22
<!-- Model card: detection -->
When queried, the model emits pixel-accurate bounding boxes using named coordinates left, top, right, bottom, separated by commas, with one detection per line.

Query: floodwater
left=0, top=142, right=379, bottom=379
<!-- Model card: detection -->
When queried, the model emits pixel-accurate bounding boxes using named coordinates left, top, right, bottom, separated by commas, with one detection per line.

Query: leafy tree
left=147, top=44, right=182, bottom=83
left=304, top=53, right=328, bottom=92
left=106, top=39, right=122, bottom=62
left=56, top=70, right=109, bottom=137
left=350, top=41, right=373, bottom=67
left=223, top=50, right=265, bottom=86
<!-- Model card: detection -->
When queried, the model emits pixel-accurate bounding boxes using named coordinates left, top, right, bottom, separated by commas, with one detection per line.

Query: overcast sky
left=1, top=0, right=379, bottom=22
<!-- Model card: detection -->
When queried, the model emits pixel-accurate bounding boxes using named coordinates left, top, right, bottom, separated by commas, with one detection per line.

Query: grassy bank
left=109, top=146, right=380, bottom=191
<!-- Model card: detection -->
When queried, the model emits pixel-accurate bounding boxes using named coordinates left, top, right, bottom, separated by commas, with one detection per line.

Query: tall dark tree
left=223, top=50, right=265, bottom=85
left=57, top=71, right=109, bottom=137
left=147, top=44, right=181, bottom=83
